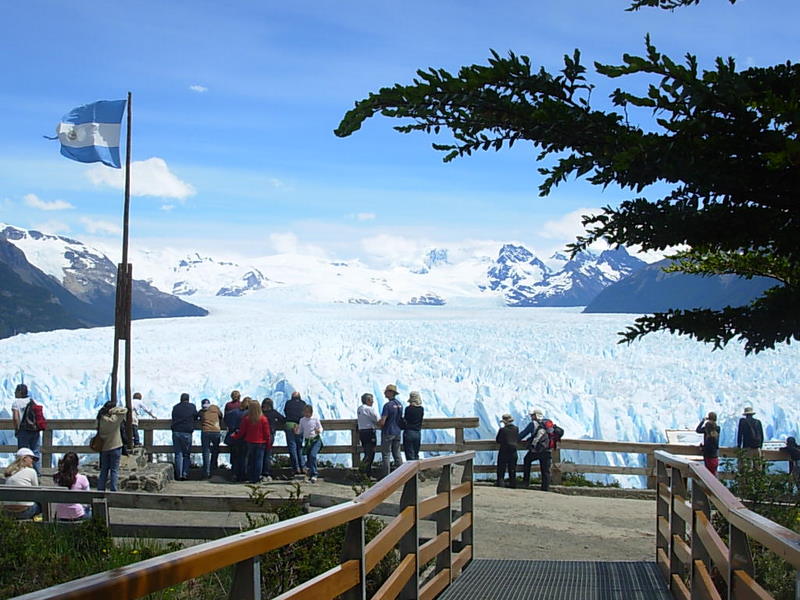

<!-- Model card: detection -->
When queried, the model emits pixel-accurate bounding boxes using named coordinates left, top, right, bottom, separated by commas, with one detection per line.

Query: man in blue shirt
left=378, top=384, right=403, bottom=479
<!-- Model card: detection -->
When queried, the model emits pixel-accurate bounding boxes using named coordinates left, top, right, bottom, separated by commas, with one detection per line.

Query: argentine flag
left=55, top=99, right=127, bottom=168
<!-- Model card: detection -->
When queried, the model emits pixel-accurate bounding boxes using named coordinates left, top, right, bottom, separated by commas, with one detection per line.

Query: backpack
left=18, top=400, right=39, bottom=432
left=748, top=419, right=763, bottom=447
left=551, top=423, right=564, bottom=444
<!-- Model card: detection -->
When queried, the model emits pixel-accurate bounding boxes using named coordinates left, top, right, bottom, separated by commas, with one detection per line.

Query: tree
left=334, top=3, right=799, bottom=354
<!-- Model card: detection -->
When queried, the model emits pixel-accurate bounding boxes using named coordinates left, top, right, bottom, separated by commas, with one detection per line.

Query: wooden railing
left=1, top=418, right=790, bottom=489
left=0, top=486, right=288, bottom=539
left=11, top=451, right=475, bottom=600
left=0, top=417, right=478, bottom=469
left=654, top=450, right=800, bottom=600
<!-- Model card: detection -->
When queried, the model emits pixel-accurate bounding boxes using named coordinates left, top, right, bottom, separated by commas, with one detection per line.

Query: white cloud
left=80, top=217, right=121, bottom=235
left=360, top=234, right=427, bottom=265
left=189, top=84, right=208, bottom=93
left=32, top=220, right=70, bottom=234
left=23, top=193, right=74, bottom=211
left=86, top=158, right=196, bottom=200
left=160, top=204, right=175, bottom=212
left=353, top=212, right=376, bottom=221
left=269, top=232, right=327, bottom=257
left=538, top=208, right=601, bottom=241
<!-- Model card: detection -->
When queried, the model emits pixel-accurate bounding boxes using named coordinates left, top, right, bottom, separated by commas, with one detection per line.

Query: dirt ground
left=111, top=475, right=655, bottom=561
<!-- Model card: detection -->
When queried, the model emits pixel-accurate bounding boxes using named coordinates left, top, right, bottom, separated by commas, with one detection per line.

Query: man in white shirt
left=356, top=393, right=379, bottom=477
left=131, top=392, right=156, bottom=447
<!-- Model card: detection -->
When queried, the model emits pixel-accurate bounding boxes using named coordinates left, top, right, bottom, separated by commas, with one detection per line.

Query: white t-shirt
left=3, top=466, right=39, bottom=509
left=298, top=416, right=323, bottom=439
left=357, top=404, right=379, bottom=430
left=11, top=397, right=29, bottom=423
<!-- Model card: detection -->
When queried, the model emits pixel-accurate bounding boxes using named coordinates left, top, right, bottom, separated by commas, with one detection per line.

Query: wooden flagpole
left=110, top=91, right=134, bottom=450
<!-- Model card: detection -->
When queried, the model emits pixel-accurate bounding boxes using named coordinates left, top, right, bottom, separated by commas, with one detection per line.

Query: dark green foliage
left=627, top=0, right=736, bottom=10
left=715, top=452, right=800, bottom=600
left=335, top=9, right=799, bottom=354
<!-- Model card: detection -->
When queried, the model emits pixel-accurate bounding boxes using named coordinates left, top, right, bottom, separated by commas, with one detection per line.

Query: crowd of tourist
left=4, top=381, right=800, bottom=521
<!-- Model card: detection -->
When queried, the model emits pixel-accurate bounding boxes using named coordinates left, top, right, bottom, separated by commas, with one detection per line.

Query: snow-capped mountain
left=485, top=245, right=646, bottom=307
left=0, top=224, right=207, bottom=339
left=129, top=241, right=647, bottom=308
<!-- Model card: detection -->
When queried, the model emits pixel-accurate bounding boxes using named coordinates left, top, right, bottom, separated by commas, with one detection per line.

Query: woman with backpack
left=696, top=412, right=720, bottom=475
left=232, top=398, right=271, bottom=484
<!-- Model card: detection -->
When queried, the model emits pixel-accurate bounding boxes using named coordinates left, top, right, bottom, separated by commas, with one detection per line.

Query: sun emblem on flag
left=67, top=128, right=78, bottom=141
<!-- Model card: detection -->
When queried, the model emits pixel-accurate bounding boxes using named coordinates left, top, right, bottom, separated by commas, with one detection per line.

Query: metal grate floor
left=437, top=559, right=672, bottom=600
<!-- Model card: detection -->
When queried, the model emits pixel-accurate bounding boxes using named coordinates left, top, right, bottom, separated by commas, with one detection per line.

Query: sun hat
left=408, top=391, right=422, bottom=406
left=743, top=406, right=756, bottom=415
left=16, top=448, right=38, bottom=461
left=384, top=384, right=398, bottom=394
left=529, top=408, right=544, bottom=419
left=501, top=414, right=514, bottom=424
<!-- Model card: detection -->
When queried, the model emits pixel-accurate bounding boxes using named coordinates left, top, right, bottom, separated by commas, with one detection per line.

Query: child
left=496, top=414, right=519, bottom=487
left=295, top=405, right=324, bottom=483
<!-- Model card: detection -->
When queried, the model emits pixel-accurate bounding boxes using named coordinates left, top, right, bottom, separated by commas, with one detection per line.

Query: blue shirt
left=381, top=398, right=404, bottom=436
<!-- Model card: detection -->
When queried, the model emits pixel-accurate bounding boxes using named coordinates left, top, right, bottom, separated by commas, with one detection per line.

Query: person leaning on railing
left=2, top=447, right=41, bottom=520
left=696, top=412, right=720, bottom=475
left=96, top=401, right=128, bottom=491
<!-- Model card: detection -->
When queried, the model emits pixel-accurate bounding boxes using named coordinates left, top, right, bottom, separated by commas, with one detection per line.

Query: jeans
left=172, top=431, right=193, bottom=479
left=522, top=449, right=552, bottom=491
left=497, top=448, right=518, bottom=487
left=16, top=430, right=41, bottom=474
left=6, top=503, right=42, bottom=520
left=286, top=427, right=305, bottom=473
left=201, top=431, right=222, bottom=477
left=359, top=429, right=377, bottom=474
left=262, top=433, right=276, bottom=477
left=304, top=437, right=322, bottom=478
left=380, top=433, right=402, bottom=479
left=403, top=429, right=421, bottom=461
left=245, top=442, right=266, bottom=483
left=98, top=447, right=122, bottom=491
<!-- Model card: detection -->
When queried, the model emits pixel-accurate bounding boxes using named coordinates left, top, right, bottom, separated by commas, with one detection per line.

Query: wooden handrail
left=11, top=451, right=475, bottom=600
left=654, top=450, right=800, bottom=600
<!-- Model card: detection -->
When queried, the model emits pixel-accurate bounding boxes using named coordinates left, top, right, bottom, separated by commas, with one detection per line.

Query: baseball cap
left=16, top=447, right=39, bottom=461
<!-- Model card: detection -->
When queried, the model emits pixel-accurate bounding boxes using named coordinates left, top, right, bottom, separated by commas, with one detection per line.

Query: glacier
left=1, top=294, right=798, bottom=486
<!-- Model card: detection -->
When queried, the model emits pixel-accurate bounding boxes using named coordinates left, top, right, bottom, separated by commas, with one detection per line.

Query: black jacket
left=403, top=406, right=424, bottom=431
left=737, top=415, right=764, bottom=449
left=283, top=397, right=306, bottom=423
left=496, top=424, right=519, bottom=452
left=695, top=420, right=720, bottom=459
left=171, top=401, right=198, bottom=433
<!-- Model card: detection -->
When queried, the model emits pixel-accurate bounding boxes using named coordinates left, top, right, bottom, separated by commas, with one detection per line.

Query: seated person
left=3, top=448, right=41, bottom=519
left=53, top=451, right=92, bottom=521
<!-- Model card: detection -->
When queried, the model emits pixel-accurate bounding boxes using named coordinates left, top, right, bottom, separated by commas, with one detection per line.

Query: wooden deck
left=438, top=559, right=672, bottom=600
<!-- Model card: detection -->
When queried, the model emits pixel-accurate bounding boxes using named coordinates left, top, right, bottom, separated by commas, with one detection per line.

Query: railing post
left=669, top=466, right=688, bottom=591
left=342, top=517, right=366, bottom=600
left=646, top=451, right=657, bottom=490
left=399, top=469, right=419, bottom=600
left=454, top=427, right=465, bottom=451
left=143, top=428, right=154, bottom=462
left=691, top=475, right=711, bottom=598
left=350, top=425, right=361, bottom=470
left=728, top=524, right=754, bottom=599
left=656, top=458, right=669, bottom=566
left=460, top=457, right=474, bottom=569
left=92, top=497, right=109, bottom=529
left=436, top=463, right=453, bottom=583
left=41, top=429, right=53, bottom=470
left=551, top=447, right=562, bottom=486
left=229, top=558, right=261, bottom=600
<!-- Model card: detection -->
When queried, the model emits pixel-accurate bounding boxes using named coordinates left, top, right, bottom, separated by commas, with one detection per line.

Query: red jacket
left=232, top=415, right=271, bottom=446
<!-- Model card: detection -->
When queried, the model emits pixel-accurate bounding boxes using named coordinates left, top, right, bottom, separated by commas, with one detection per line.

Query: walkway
left=438, top=559, right=671, bottom=600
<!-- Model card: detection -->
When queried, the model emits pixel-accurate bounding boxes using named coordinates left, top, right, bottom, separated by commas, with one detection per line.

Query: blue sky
left=2, top=0, right=798, bottom=264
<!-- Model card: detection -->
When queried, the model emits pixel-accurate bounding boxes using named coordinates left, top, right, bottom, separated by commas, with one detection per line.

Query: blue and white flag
left=55, top=99, right=127, bottom=168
